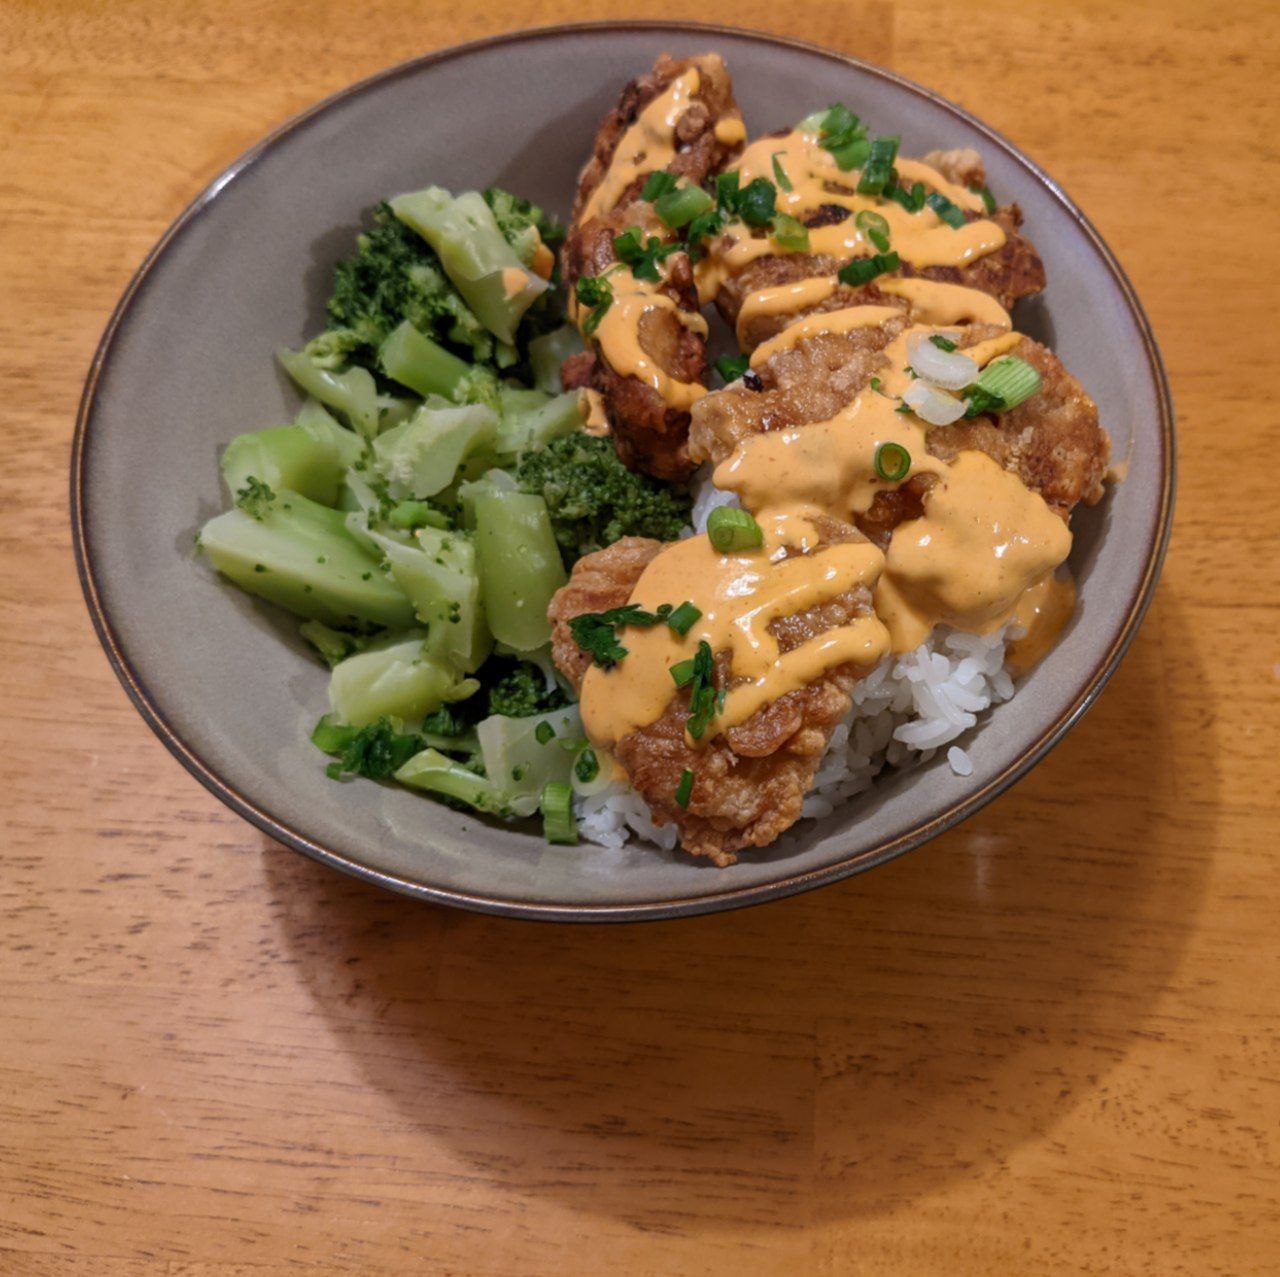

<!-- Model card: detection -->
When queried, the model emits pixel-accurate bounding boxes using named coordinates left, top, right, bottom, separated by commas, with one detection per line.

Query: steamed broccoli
left=311, top=715, right=426, bottom=781
left=482, top=188, right=564, bottom=266
left=485, top=660, right=568, bottom=719
left=322, top=201, right=498, bottom=367
left=514, top=435, right=693, bottom=565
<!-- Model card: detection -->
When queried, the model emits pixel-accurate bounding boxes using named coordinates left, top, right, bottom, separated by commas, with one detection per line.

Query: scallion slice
left=886, top=179, right=926, bottom=213
left=540, top=782, right=577, bottom=845
left=574, top=749, right=600, bottom=784
left=967, top=356, right=1042, bottom=414
left=670, top=658, right=697, bottom=687
left=873, top=442, right=912, bottom=481
left=641, top=171, right=679, bottom=201
left=666, top=601, right=702, bottom=637
left=655, top=184, right=714, bottom=229
left=771, top=213, right=810, bottom=251
left=715, top=354, right=750, bottom=382
left=837, top=250, right=901, bottom=286
left=771, top=152, right=793, bottom=191
left=706, top=506, right=764, bottom=553
left=925, top=191, right=967, bottom=229
left=535, top=720, right=555, bottom=744
left=971, top=184, right=997, bottom=214
left=929, top=334, right=958, bottom=352
left=675, top=768, right=695, bottom=808
left=857, top=136, right=900, bottom=195
left=854, top=209, right=891, bottom=252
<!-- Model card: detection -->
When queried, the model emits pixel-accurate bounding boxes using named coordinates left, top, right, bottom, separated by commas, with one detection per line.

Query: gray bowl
left=72, top=22, right=1174, bottom=921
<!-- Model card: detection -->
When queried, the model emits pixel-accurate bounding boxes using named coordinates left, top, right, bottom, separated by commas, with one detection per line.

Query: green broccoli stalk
left=514, top=435, right=693, bottom=565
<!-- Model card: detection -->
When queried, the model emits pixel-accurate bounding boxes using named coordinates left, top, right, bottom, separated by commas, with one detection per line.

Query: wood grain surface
left=3, top=1, right=1278, bottom=1272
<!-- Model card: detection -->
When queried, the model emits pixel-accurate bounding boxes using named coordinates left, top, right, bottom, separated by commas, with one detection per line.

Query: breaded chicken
left=547, top=521, right=882, bottom=865
left=562, top=54, right=744, bottom=482
left=690, top=322, right=1109, bottom=541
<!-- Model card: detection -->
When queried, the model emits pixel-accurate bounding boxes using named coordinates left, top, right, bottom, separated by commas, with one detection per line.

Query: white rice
left=575, top=473, right=1021, bottom=849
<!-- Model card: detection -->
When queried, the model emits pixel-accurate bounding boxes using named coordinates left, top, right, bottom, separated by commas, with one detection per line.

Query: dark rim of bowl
left=71, top=20, right=1176, bottom=923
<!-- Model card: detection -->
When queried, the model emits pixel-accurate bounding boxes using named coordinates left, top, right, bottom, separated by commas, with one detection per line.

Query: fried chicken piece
left=689, top=321, right=1109, bottom=541
left=711, top=143, right=1044, bottom=342
left=562, top=55, right=744, bottom=483
left=547, top=521, right=882, bottom=865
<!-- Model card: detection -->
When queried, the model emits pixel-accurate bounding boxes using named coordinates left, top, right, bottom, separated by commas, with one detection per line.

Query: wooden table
left=4, top=1, right=1277, bottom=1271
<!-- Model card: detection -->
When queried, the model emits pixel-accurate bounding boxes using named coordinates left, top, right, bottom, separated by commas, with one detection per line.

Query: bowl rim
left=70, top=19, right=1176, bottom=923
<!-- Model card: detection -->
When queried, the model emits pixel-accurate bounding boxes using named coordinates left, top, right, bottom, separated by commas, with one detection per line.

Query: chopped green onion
left=886, top=178, right=927, bottom=213
left=838, top=250, right=901, bottom=287
left=854, top=209, right=891, bottom=252
left=829, top=136, right=871, bottom=170
left=655, top=184, right=714, bottom=229
left=540, top=782, right=577, bottom=845
left=535, top=720, right=555, bottom=744
left=641, top=171, right=679, bottom=200
left=929, top=334, right=958, bottom=352
left=971, top=184, right=997, bottom=214
left=965, top=356, right=1043, bottom=416
left=715, top=171, right=741, bottom=208
left=670, top=658, right=697, bottom=687
left=812, top=103, right=869, bottom=170
left=612, top=227, right=680, bottom=281
left=706, top=506, right=764, bottom=553
left=715, top=354, right=750, bottom=382
left=685, top=640, right=717, bottom=741
left=771, top=152, right=793, bottom=191
left=675, top=768, right=694, bottom=808
left=926, top=191, right=967, bottom=229
left=574, top=748, right=600, bottom=783
left=873, top=441, right=912, bottom=482
left=821, top=103, right=861, bottom=138
left=771, top=213, right=810, bottom=251
left=666, top=601, right=702, bottom=637
left=857, top=136, right=900, bottom=195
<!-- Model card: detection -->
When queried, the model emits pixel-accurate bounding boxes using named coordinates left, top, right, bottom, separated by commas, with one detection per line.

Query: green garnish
left=655, top=185, right=714, bottom=229
left=929, top=334, right=958, bottom=352
left=886, top=178, right=927, bottom=213
left=670, top=658, right=697, bottom=687
left=771, top=152, right=793, bottom=191
left=856, top=136, right=900, bottom=195
left=771, top=213, right=810, bottom=251
left=926, top=191, right=967, bottom=229
left=612, top=226, right=680, bottom=281
left=575, top=273, right=613, bottom=336
left=641, top=171, right=679, bottom=201
left=971, top=184, right=997, bottom=214
left=574, top=748, right=600, bottom=783
left=715, top=354, right=751, bottom=382
left=569, top=600, right=700, bottom=668
left=963, top=356, right=1043, bottom=417
left=312, top=715, right=424, bottom=782
left=854, top=209, right=891, bottom=252
left=675, top=768, right=695, bottom=807
left=735, top=177, right=778, bottom=228
left=535, top=720, right=555, bottom=744
left=838, top=250, right=901, bottom=286
left=684, top=640, right=717, bottom=741
left=706, top=506, right=764, bottom=553
left=666, top=601, right=702, bottom=637
left=540, top=782, right=577, bottom=845
left=873, top=441, right=912, bottom=482
left=809, top=103, right=870, bottom=170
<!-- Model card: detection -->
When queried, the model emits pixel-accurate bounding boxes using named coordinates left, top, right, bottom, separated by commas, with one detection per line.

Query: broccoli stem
left=395, top=748, right=511, bottom=816
left=277, top=349, right=380, bottom=438
left=371, top=403, right=499, bottom=500
left=391, top=188, right=548, bottom=345
left=220, top=424, right=347, bottom=508
left=327, top=632, right=477, bottom=727
left=527, top=325, right=585, bottom=394
left=378, top=320, right=475, bottom=400
left=472, top=490, right=566, bottom=653
left=198, top=489, right=414, bottom=629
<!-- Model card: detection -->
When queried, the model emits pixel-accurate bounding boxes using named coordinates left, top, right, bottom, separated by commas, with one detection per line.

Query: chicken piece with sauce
left=548, top=517, right=889, bottom=865
left=561, top=54, right=745, bottom=481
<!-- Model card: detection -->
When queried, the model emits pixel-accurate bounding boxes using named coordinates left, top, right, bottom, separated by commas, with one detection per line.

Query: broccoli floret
left=312, top=716, right=425, bottom=781
left=325, top=202, right=498, bottom=366
left=482, top=187, right=564, bottom=263
left=485, top=660, right=568, bottom=719
left=422, top=705, right=470, bottom=737
left=234, top=476, right=277, bottom=520
left=514, top=435, right=692, bottom=565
